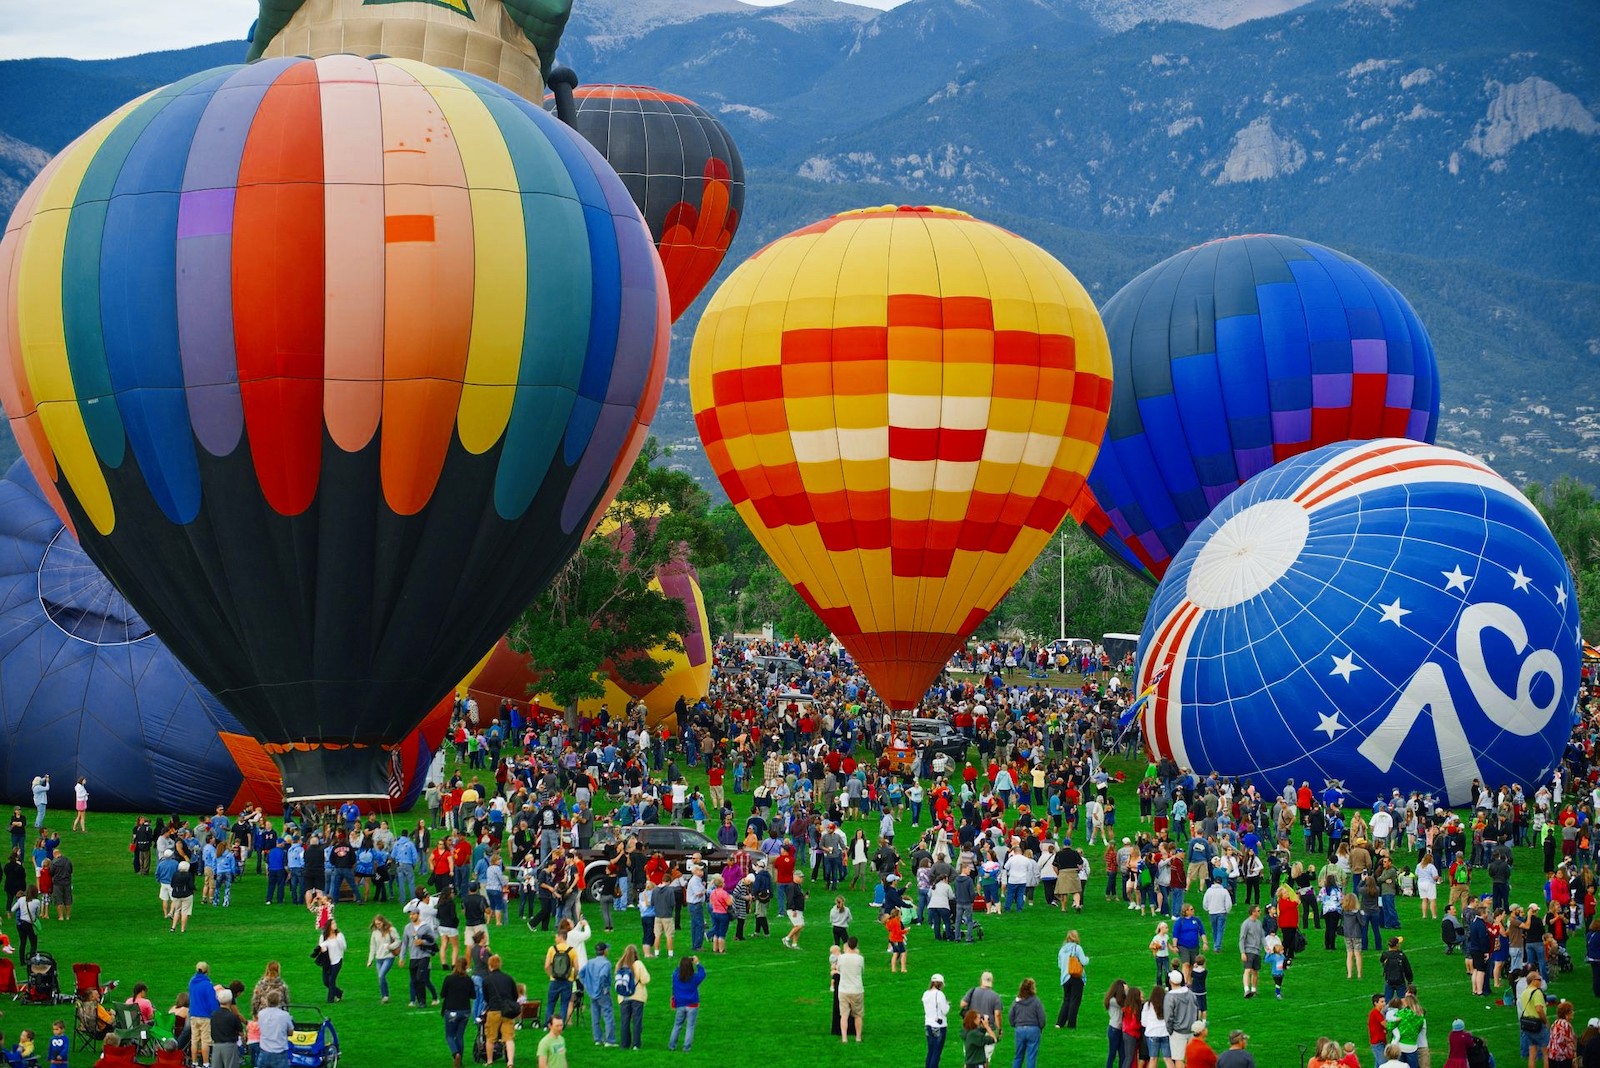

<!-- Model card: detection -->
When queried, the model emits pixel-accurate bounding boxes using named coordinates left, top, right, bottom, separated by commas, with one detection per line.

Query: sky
left=0, top=0, right=908, bottom=61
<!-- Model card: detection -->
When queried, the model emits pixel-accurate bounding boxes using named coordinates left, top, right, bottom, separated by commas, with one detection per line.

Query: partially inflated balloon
left=249, top=0, right=573, bottom=102
left=459, top=563, right=711, bottom=729
left=0, top=56, right=668, bottom=798
left=0, top=461, right=448, bottom=813
left=1136, top=439, right=1579, bottom=806
left=692, top=206, right=1113, bottom=710
left=1071, top=234, right=1439, bottom=583
left=550, top=84, right=744, bottom=321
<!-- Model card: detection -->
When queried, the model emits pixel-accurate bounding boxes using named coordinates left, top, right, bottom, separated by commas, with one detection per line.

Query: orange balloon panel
left=690, top=206, right=1113, bottom=710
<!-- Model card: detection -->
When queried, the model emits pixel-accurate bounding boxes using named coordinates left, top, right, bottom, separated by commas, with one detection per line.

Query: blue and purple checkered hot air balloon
left=1071, top=235, right=1439, bottom=584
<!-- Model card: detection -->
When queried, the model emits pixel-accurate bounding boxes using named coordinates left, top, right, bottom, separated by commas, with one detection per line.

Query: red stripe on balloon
left=233, top=61, right=326, bottom=516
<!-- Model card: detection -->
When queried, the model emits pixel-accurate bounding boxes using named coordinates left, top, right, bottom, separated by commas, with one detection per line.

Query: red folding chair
left=72, top=962, right=102, bottom=998
left=0, top=957, right=17, bottom=997
left=92, top=1042, right=138, bottom=1067
left=152, top=1046, right=186, bottom=1067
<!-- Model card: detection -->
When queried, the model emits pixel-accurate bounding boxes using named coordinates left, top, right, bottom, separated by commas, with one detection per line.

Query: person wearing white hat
left=923, top=973, right=949, bottom=1068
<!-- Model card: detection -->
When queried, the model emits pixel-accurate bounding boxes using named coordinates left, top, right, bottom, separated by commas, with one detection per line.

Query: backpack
left=1464, top=1035, right=1491, bottom=1068
left=614, top=964, right=637, bottom=998
left=550, top=947, right=574, bottom=981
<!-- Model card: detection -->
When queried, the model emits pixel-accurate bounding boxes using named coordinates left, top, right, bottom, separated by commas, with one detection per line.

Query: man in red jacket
left=773, top=844, right=797, bottom=914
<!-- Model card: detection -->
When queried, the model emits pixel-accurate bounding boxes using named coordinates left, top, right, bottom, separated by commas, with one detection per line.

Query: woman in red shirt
left=1276, top=883, right=1301, bottom=961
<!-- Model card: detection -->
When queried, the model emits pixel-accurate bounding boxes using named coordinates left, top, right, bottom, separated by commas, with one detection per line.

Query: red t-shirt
left=1186, top=1040, right=1218, bottom=1068
left=1367, top=1006, right=1387, bottom=1044
left=773, top=852, right=795, bottom=885
left=708, top=767, right=725, bottom=788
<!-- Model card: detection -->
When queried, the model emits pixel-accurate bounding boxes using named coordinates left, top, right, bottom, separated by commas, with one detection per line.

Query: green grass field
left=5, top=754, right=1579, bottom=1068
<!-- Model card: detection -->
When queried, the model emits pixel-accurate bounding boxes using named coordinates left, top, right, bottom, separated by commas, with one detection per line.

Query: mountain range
left=0, top=0, right=1596, bottom=491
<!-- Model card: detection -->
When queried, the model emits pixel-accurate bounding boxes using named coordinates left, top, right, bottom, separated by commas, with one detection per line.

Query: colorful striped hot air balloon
left=1070, top=234, right=1440, bottom=584
left=0, top=55, right=668, bottom=799
left=691, top=206, right=1113, bottom=711
left=549, top=84, right=744, bottom=321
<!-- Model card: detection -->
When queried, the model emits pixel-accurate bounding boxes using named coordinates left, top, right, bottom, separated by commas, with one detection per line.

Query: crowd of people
left=6, top=633, right=1600, bottom=1068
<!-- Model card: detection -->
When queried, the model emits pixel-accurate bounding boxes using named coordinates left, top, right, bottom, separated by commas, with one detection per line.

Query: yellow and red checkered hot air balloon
left=690, top=205, right=1114, bottom=711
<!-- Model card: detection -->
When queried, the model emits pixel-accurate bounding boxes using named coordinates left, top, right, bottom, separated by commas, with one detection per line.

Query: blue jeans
left=1364, top=913, right=1382, bottom=951
left=375, top=957, right=395, bottom=1000
left=266, top=870, right=286, bottom=904
left=443, top=1009, right=470, bottom=1055
left=619, top=999, right=645, bottom=1048
left=255, top=1052, right=289, bottom=1068
left=545, top=980, right=573, bottom=1024
left=1210, top=914, right=1226, bottom=947
left=690, top=902, right=707, bottom=951
left=330, top=867, right=359, bottom=903
left=1005, top=883, right=1027, bottom=912
left=1168, top=889, right=1185, bottom=917
left=669, top=1005, right=698, bottom=1051
left=1012, top=1025, right=1041, bottom=1068
left=1381, top=894, right=1401, bottom=929
left=1525, top=941, right=1548, bottom=981
left=34, top=803, right=45, bottom=829
left=590, top=991, right=616, bottom=1045
left=396, top=864, right=415, bottom=905
left=926, top=1025, right=947, bottom=1068
left=471, top=974, right=484, bottom=1019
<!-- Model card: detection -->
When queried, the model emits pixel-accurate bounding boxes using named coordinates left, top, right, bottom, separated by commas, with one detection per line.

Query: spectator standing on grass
left=481, top=954, right=519, bottom=1068
left=924, top=973, right=950, bottom=1068
left=249, top=961, right=289, bottom=1017
left=1238, top=906, right=1264, bottom=999
left=579, top=941, right=617, bottom=1048
left=1009, top=978, right=1045, bottom=1068
left=210, top=989, right=244, bottom=1068
left=1164, top=970, right=1199, bottom=1066
left=1216, top=1029, right=1255, bottom=1068
left=666, top=955, right=705, bottom=1052
left=255, top=990, right=291, bottom=1068
left=537, top=1017, right=568, bottom=1068
left=440, top=958, right=475, bottom=1068
left=836, top=936, right=865, bottom=1044
left=30, top=774, right=47, bottom=830
left=1056, top=930, right=1088, bottom=1029
left=962, top=972, right=1002, bottom=1065
left=188, top=961, right=219, bottom=1068
left=615, top=945, right=650, bottom=1050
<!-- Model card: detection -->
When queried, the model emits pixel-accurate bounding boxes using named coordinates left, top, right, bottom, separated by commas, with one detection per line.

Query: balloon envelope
left=0, top=461, right=448, bottom=813
left=0, top=56, right=669, bottom=798
left=1135, top=439, right=1579, bottom=807
left=550, top=84, right=744, bottom=321
left=1072, top=234, right=1439, bottom=583
left=691, top=205, right=1113, bottom=710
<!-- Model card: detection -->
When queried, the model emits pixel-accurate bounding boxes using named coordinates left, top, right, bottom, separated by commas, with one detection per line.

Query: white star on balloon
left=1556, top=584, right=1568, bottom=607
left=1377, top=599, right=1410, bottom=625
left=1314, top=711, right=1347, bottom=739
left=1329, top=652, right=1362, bottom=682
left=1442, top=565, right=1471, bottom=592
left=1508, top=566, right=1532, bottom=592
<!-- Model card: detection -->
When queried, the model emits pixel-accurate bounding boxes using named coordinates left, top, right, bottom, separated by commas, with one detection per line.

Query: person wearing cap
left=1182, top=1019, right=1217, bottom=1068
left=923, top=973, right=950, bottom=1068
left=578, top=942, right=617, bottom=1047
left=1517, top=970, right=1549, bottom=1067
left=1216, top=1028, right=1254, bottom=1068
left=1163, top=969, right=1198, bottom=1065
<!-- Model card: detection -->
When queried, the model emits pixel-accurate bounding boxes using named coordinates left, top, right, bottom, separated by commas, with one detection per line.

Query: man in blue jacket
left=188, top=961, right=221, bottom=1067
left=578, top=942, right=617, bottom=1047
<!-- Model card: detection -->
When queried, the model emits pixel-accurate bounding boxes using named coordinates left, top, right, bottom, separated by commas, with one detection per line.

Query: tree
left=988, top=522, right=1153, bottom=641
left=506, top=439, right=721, bottom=712
left=1525, top=477, right=1600, bottom=640
left=699, top=503, right=829, bottom=641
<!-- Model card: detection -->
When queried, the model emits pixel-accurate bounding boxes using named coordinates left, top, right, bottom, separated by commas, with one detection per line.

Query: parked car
left=567, top=824, right=741, bottom=901
left=751, top=654, right=804, bottom=679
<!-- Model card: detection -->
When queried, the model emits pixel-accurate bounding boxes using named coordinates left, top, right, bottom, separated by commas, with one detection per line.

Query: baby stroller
left=19, top=953, right=65, bottom=1005
left=287, top=1016, right=340, bottom=1067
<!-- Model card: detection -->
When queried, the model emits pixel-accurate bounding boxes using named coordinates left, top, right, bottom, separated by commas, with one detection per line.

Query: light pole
left=1058, top=528, right=1066, bottom=639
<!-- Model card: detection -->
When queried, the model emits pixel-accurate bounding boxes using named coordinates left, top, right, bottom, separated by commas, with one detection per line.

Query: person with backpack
left=615, top=945, right=650, bottom=1050
left=1379, top=937, right=1414, bottom=1005
left=544, top=929, right=579, bottom=1025
left=1442, top=1018, right=1491, bottom=1068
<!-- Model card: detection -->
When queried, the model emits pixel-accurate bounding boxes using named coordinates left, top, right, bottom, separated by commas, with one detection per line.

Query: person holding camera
left=666, top=955, right=706, bottom=1052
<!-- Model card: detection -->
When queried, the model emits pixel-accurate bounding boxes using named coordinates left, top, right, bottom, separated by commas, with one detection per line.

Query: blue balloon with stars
left=1132, top=438, right=1580, bottom=808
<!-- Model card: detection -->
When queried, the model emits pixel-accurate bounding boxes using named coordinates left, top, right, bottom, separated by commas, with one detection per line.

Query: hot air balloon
left=691, top=205, right=1113, bottom=711
left=0, top=56, right=669, bottom=799
left=0, top=460, right=449, bottom=813
left=248, top=0, right=573, bottom=103
left=547, top=84, right=744, bottom=321
left=1070, top=234, right=1440, bottom=584
left=1136, top=439, right=1579, bottom=806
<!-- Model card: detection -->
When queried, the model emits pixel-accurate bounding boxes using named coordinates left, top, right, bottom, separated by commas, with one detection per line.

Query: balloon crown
left=835, top=205, right=975, bottom=220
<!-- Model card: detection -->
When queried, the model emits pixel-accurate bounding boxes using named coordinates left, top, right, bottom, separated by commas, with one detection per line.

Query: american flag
left=387, top=750, right=405, bottom=801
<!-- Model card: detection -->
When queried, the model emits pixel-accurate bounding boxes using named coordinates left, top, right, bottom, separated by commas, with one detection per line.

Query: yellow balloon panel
left=691, top=206, right=1113, bottom=709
